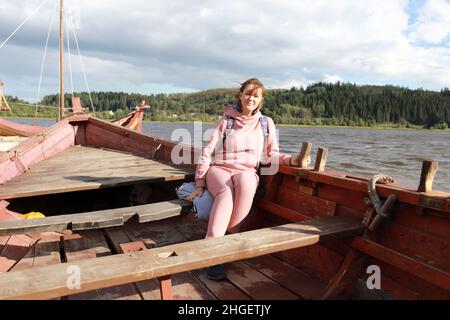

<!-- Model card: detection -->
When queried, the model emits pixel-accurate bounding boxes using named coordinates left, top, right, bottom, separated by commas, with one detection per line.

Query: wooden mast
left=0, top=81, right=11, bottom=111
left=58, top=0, right=64, bottom=121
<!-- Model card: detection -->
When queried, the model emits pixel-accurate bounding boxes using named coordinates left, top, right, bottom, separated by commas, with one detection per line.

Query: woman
left=187, top=78, right=302, bottom=279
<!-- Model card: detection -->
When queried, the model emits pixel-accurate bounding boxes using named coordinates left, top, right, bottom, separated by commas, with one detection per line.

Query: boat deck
left=0, top=145, right=194, bottom=199
left=0, top=136, right=28, bottom=152
left=7, top=215, right=329, bottom=300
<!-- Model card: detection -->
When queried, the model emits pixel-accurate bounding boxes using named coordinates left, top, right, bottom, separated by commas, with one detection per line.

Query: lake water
left=11, top=118, right=450, bottom=191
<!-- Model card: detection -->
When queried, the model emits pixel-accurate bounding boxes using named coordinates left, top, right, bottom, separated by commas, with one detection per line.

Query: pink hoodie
left=195, top=105, right=292, bottom=188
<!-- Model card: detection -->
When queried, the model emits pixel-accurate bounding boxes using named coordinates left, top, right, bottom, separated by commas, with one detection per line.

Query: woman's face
left=239, top=84, right=263, bottom=116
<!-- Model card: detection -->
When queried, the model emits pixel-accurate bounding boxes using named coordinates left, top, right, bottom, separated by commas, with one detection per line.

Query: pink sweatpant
left=205, top=166, right=259, bottom=238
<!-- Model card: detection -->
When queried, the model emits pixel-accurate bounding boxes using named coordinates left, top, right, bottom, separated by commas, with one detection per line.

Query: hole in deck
left=6, top=180, right=189, bottom=217
left=157, top=251, right=178, bottom=258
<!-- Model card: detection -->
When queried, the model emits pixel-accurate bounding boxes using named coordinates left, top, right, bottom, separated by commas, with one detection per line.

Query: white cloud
left=0, top=0, right=449, bottom=100
left=323, top=75, right=343, bottom=84
left=409, top=0, right=450, bottom=44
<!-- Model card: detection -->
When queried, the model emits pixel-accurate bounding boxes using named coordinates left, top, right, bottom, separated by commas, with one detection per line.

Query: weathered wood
left=261, top=173, right=282, bottom=202
left=299, top=142, right=312, bottom=168
left=63, top=230, right=141, bottom=300
left=274, top=185, right=337, bottom=217
left=313, top=148, right=328, bottom=172
left=0, top=120, right=75, bottom=186
left=0, top=199, right=192, bottom=236
left=123, top=220, right=188, bottom=249
left=0, top=216, right=363, bottom=299
left=244, top=255, right=326, bottom=299
left=368, top=194, right=397, bottom=231
left=11, top=232, right=62, bottom=271
left=0, top=146, right=194, bottom=199
left=351, top=236, right=450, bottom=292
left=278, top=165, right=450, bottom=213
left=226, top=261, right=299, bottom=299
left=192, top=269, right=250, bottom=300
left=417, top=160, right=438, bottom=193
left=0, top=234, right=40, bottom=272
left=377, top=222, right=450, bottom=272
left=258, top=199, right=310, bottom=221
left=371, top=258, right=450, bottom=299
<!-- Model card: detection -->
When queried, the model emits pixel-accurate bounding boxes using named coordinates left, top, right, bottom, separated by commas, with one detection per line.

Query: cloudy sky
left=0, top=0, right=449, bottom=101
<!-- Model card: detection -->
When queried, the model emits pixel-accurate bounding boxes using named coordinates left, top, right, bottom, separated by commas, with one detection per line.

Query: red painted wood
left=351, top=237, right=450, bottom=293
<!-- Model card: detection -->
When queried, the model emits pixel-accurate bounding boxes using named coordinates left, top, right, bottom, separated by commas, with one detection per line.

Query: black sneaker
left=206, top=264, right=227, bottom=280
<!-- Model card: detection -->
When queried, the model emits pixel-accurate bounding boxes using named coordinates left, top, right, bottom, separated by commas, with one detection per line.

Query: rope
left=71, top=25, right=96, bottom=117
left=0, top=0, right=49, bottom=50
left=64, top=8, right=74, bottom=97
left=368, top=174, right=395, bottom=216
left=35, top=0, right=58, bottom=120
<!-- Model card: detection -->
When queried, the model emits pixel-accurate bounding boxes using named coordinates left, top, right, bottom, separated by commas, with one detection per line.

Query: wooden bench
left=0, top=215, right=363, bottom=299
left=0, top=199, right=192, bottom=236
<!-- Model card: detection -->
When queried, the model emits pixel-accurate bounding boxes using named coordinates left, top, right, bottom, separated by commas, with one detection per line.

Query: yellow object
left=18, top=211, right=46, bottom=219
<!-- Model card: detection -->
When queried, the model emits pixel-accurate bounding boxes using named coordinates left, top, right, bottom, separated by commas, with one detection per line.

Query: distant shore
left=3, top=116, right=449, bottom=131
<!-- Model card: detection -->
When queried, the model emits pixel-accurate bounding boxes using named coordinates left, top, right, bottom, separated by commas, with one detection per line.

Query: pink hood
left=223, top=104, right=262, bottom=129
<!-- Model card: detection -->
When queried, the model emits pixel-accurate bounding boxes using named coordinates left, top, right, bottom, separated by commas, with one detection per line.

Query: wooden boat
left=0, top=114, right=448, bottom=300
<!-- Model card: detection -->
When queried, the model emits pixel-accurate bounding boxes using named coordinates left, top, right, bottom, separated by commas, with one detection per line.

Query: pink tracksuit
left=195, top=105, right=292, bottom=238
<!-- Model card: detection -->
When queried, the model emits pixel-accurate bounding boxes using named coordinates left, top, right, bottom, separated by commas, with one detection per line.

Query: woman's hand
left=290, top=153, right=311, bottom=167
left=187, top=186, right=205, bottom=202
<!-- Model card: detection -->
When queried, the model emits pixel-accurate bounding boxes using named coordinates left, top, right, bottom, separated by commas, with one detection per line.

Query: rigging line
left=35, top=0, right=58, bottom=120
left=64, top=8, right=74, bottom=97
left=0, top=0, right=49, bottom=50
left=71, top=25, right=96, bottom=117
left=11, top=102, right=65, bottom=109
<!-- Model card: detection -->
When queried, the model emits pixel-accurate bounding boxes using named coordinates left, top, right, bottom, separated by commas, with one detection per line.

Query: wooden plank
left=166, top=217, right=252, bottom=300
left=299, top=142, right=312, bottom=168
left=244, top=255, right=326, bottom=299
left=63, top=230, right=142, bottom=300
left=351, top=236, right=450, bottom=292
left=191, top=269, right=250, bottom=300
left=0, top=234, right=39, bottom=272
left=226, top=261, right=299, bottom=299
left=105, top=223, right=215, bottom=300
left=377, top=222, right=450, bottom=272
left=371, top=258, right=450, bottom=299
left=0, top=216, right=363, bottom=299
left=0, top=146, right=194, bottom=199
left=165, top=216, right=207, bottom=241
left=0, top=121, right=75, bottom=185
left=258, top=199, right=310, bottom=221
left=12, top=232, right=62, bottom=271
left=123, top=220, right=188, bottom=249
left=84, top=117, right=201, bottom=164
left=277, top=166, right=450, bottom=213
left=313, top=148, right=328, bottom=172
left=170, top=272, right=216, bottom=300
left=261, top=173, right=282, bottom=202
left=391, top=204, right=450, bottom=241
left=274, top=247, right=345, bottom=284
left=417, top=160, right=438, bottom=192
left=318, top=184, right=368, bottom=212
left=0, top=199, right=192, bottom=236
left=274, top=185, right=337, bottom=217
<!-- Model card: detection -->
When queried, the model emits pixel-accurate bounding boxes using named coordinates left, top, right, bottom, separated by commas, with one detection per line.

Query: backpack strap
left=259, top=115, right=269, bottom=165
left=260, top=115, right=268, bottom=142
left=223, top=116, right=234, bottom=144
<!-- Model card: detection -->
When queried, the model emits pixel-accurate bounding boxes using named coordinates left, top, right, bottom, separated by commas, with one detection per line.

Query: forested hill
left=26, top=83, right=450, bottom=128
